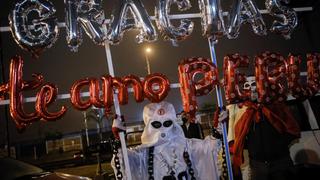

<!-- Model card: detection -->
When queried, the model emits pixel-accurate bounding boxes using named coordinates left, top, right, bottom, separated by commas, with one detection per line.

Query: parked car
left=73, top=150, right=85, bottom=159
left=0, top=157, right=92, bottom=180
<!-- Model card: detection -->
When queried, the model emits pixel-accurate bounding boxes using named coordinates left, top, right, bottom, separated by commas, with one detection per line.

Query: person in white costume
left=111, top=101, right=226, bottom=180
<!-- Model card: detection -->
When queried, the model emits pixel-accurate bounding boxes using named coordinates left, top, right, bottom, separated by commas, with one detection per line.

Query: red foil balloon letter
left=8, top=56, right=64, bottom=129
left=223, top=54, right=250, bottom=104
left=123, top=75, right=144, bottom=102
left=307, top=53, right=320, bottom=96
left=9, top=56, right=41, bottom=128
left=143, top=73, right=170, bottom=103
left=178, top=57, right=219, bottom=119
left=0, top=84, right=8, bottom=100
left=286, top=54, right=310, bottom=100
left=70, top=78, right=92, bottom=110
left=35, top=83, right=67, bottom=121
left=112, top=77, right=128, bottom=105
left=255, top=52, right=287, bottom=103
left=101, top=75, right=114, bottom=114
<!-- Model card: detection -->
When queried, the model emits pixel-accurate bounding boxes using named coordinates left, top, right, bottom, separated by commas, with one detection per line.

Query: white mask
left=243, top=76, right=258, bottom=101
left=141, top=101, right=185, bottom=147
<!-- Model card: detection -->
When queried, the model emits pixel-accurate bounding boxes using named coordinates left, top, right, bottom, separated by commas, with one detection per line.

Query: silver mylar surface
left=107, top=0, right=157, bottom=45
left=228, top=0, right=267, bottom=39
left=198, top=0, right=225, bottom=41
left=265, top=0, right=298, bottom=39
left=65, top=0, right=106, bottom=52
left=155, top=0, right=194, bottom=43
left=9, top=0, right=59, bottom=56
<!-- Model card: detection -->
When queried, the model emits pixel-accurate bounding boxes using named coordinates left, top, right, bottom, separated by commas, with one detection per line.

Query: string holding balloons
left=9, top=0, right=299, bottom=56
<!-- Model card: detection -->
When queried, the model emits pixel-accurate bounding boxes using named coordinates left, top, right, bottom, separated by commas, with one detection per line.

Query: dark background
left=0, top=0, right=319, bottom=144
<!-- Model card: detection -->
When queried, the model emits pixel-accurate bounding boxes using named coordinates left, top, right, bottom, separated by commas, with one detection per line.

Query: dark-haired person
left=181, top=112, right=204, bottom=139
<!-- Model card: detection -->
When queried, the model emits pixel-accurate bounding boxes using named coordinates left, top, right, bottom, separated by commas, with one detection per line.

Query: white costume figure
left=111, top=101, right=223, bottom=180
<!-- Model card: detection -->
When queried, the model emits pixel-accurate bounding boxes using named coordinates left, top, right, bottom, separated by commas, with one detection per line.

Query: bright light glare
left=145, top=47, right=152, bottom=53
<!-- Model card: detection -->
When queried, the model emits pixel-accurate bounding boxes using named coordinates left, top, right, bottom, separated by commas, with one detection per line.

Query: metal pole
left=208, top=37, right=233, bottom=180
left=83, top=112, right=90, bottom=147
left=145, top=53, right=151, bottom=75
left=102, top=11, right=132, bottom=177
left=104, top=42, right=132, bottom=180
left=0, top=24, right=11, bottom=157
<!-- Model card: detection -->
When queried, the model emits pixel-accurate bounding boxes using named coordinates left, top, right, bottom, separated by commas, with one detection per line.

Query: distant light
left=145, top=47, right=152, bottom=53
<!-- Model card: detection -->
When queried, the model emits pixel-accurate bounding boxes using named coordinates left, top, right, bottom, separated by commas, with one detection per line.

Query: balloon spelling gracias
left=9, top=0, right=298, bottom=56
left=0, top=53, right=319, bottom=129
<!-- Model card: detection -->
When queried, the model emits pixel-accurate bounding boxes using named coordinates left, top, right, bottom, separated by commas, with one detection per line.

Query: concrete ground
left=54, top=162, right=115, bottom=179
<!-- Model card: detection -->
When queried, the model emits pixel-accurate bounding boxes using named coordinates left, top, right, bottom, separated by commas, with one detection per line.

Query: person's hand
left=212, top=107, right=229, bottom=138
left=213, top=106, right=228, bottom=127
left=218, top=109, right=228, bottom=123
left=112, top=114, right=126, bottom=140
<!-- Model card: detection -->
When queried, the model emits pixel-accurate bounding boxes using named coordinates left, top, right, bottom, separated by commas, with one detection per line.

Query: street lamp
left=145, top=47, right=152, bottom=75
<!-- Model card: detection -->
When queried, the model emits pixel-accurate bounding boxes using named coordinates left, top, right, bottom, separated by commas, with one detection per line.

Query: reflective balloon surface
left=35, top=83, right=67, bottom=121
left=198, top=0, right=225, bottom=41
left=143, top=73, right=170, bottom=103
left=265, top=0, right=298, bottom=39
left=107, top=0, right=157, bottom=44
left=286, top=54, right=310, bottom=100
left=9, top=0, right=59, bottom=57
left=65, top=0, right=106, bottom=51
left=179, top=57, right=219, bottom=118
left=223, top=54, right=250, bottom=104
left=255, top=52, right=287, bottom=103
left=156, top=0, right=194, bottom=43
left=306, top=53, right=320, bottom=96
left=228, top=0, right=267, bottom=39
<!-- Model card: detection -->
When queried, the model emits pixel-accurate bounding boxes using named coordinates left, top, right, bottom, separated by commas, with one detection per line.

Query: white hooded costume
left=112, top=101, right=222, bottom=180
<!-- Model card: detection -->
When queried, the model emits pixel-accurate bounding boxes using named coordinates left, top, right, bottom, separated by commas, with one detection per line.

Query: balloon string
left=208, top=37, right=234, bottom=180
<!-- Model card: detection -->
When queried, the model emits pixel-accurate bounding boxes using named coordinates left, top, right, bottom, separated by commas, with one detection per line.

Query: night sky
left=0, top=0, right=319, bottom=144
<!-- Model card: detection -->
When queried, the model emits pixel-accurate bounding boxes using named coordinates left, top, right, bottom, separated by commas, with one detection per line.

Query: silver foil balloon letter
left=198, top=0, right=225, bottom=41
left=9, top=0, right=59, bottom=57
left=107, top=0, right=157, bottom=44
left=228, top=0, right=267, bottom=39
left=65, top=0, right=106, bottom=52
left=265, top=0, right=298, bottom=39
left=155, top=0, right=194, bottom=43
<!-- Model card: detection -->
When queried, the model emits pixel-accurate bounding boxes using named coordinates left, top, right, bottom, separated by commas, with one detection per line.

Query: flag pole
left=208, top=37, right=233, bottom=180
